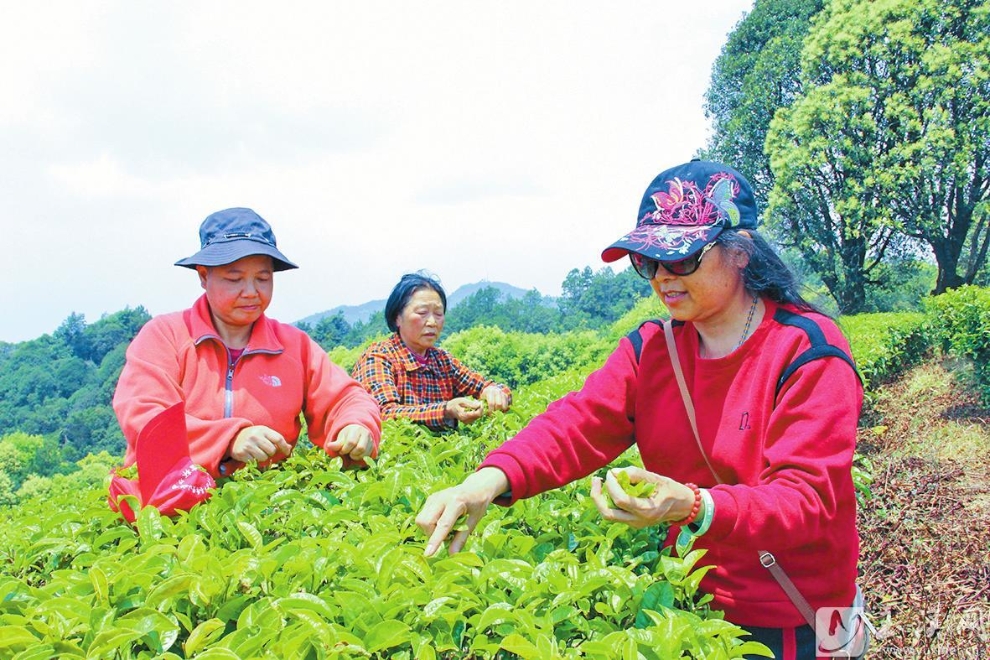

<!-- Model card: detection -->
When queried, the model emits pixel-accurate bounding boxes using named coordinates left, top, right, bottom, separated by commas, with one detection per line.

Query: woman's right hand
left=416, top=467, right=509, bottom=557
left=229, top=425, right=292, bottom=463
left=444, top=397, right=485, bottom=425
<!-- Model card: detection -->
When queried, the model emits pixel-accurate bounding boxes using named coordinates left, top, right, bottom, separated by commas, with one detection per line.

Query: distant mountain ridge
left=296, top=280, right=534, bottom=326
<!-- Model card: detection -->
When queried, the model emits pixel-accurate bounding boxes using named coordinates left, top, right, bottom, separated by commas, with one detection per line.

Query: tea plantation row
left=4, top=289, right=989, bottom=659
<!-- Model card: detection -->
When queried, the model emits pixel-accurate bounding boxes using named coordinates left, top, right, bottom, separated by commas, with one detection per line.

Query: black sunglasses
left=630, top=241, right=717, bottom=279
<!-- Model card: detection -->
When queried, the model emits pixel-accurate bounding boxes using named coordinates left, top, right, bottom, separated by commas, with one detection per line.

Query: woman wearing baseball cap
left=111, top=208, right=382, bottom=505
left=416, top=161, right=866, bottom=658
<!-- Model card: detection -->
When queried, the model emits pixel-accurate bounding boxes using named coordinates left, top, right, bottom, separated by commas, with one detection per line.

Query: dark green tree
left=863, top=0, right=990, bottom=293
left=501, top=290, right=559, bottom=334
left=95, top=343, right=128, bottom=402
left=54, top=312, right=90, bottom=360
left=703, top=0, right=825, bottom=210
left=63, top=405, right=124, bottom=456
left=767, top=0, right=990, bottom=311
left=558, top=267, right=595, bottom=327
left=0, top=306, right=149, bottom=459
left=559, top=266, right=652, bottom=329
left=446, top=286, right=508, bottom=334
left=310, top=313, right=352, bottom=350
left=343, top=311, right=390, bottom=348
left=83, top=307, right=150, bottom=364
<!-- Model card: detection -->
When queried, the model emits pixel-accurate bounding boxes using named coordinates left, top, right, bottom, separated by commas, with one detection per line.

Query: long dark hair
left=717, top=229, right=821, bottom=314
left=384, top=272, right=447, bottom=333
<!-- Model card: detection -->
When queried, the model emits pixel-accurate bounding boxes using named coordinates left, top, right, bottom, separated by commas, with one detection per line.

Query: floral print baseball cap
left=601, top=160, right=758, bottom=264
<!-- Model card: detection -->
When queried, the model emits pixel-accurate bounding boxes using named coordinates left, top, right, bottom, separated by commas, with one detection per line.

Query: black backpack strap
left=774, top=308, right=861, bottom=398
left=627, top=319, right=663, bottom=363
left=629, top=311, right=858, bottom=398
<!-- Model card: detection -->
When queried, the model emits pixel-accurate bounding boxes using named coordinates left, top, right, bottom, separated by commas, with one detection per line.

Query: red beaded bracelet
left=674, top=482, right=702, bottom=525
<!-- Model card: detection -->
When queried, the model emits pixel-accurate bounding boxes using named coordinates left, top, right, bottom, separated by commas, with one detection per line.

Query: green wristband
left=687, top=489, right=715, bottom=537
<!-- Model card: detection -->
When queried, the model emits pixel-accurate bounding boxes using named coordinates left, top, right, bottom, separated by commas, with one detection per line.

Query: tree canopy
left=766, top=0, right=990, bottom=311
left=704, top=0, right=825, bottom=211
left=0, top=307, right=150, bottom=465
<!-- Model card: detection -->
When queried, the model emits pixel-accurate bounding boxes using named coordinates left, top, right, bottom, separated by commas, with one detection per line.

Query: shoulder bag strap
left=662, top=319, right=818, bottom=629
left=663, top=320, right=722, bottom=484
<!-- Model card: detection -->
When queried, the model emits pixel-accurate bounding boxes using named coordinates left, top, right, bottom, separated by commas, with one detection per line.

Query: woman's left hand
left=327, top=424, right=377, bottom=461
left=480, top=385, right=510, bottom=412
left=590, top=467, right=698, bottom=529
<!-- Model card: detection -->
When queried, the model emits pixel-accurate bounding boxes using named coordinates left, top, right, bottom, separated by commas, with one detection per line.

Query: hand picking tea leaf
left=452, top=512, right=470, bottom=532
left=614, top=469, right=656, bottom=498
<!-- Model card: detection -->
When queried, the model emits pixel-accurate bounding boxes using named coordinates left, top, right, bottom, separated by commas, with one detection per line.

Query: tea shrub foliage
left=924, top=285, right=990, bottom=403
left=4, top=296, right=983, bottom=659
left=1, top=371, right=771, bottom=659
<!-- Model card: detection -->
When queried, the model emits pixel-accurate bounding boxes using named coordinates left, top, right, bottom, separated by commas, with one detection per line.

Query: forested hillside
left=0, top=307, right=151, bottom=491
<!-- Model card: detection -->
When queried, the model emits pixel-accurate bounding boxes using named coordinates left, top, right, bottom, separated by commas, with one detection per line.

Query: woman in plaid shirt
left=352, top=273, right=512, bottom=431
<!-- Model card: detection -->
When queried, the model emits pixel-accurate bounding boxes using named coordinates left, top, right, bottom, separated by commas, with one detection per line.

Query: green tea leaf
left=183, top=618, right=227, bottom=655
left=236, top=521, right=263, bottom=550
left=451, top=512, right=470, bottom=532
left=89, top=565, right=109, bottom=604
left=87, top=628, right=145, bottom=657
left=276, top=593, right=336, bottom=621
left=614, top=469, right=656, bottom=497
left=365, top=619, right=411, bottom=653
left=733, top=640, right=775, bottom=657
left=145, top=575, right=195, bottom=609
left=499, top=633, right=541, bottom=659
left=10, top=643, right=57, bottom=660
left=0, top=626, right=39, bottom=650
left=192, top=648, right=242, bottom=659
left=475, top=603, right=515, bottom=631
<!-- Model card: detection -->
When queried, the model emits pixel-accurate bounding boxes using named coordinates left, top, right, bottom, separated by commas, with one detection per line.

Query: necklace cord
left=735, top=294, right=760, bottom=350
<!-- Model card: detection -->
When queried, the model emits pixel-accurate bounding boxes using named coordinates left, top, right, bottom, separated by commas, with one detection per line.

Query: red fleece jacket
left=113, top=295, right=381, bottom=477
left=481, top=300, right=863, bottom=628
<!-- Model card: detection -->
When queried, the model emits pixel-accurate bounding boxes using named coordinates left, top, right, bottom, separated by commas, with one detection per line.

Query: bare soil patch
left=857, top=361, right=990, bottom=658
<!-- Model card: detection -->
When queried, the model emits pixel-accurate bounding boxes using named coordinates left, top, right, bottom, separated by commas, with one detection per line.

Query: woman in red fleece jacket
left=113, top=208, right=381, bottom=481
left=417, top=161, right=866, bottom=659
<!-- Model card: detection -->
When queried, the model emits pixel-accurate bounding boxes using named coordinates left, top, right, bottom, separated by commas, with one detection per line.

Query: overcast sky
left=0, top=1, right=752, bottom=343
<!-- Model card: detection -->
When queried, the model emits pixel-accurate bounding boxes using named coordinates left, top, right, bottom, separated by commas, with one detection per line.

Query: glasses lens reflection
left=630, top=242, right=715, bottom=280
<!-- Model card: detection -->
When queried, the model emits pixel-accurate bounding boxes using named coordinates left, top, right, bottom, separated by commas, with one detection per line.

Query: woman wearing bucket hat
left=416, top=161, right=866, bottom=658
left=352, top=271, right=512, bottom=431
left=112, top=208, right=382, bottom=499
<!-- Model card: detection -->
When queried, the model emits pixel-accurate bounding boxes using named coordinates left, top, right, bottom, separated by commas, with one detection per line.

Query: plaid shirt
left=352, top=333, right=511, bottom=431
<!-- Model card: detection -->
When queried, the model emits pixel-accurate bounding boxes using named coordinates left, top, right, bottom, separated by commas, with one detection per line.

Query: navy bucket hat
left=175, top=207, right=298, bottom=271
left=601, top=160, right=758, bottom=264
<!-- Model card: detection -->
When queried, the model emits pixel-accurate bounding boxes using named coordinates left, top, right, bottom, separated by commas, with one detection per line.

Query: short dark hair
left=384, top=272, right=447, bottom=332
left=717, top=229, right=822, bottom=314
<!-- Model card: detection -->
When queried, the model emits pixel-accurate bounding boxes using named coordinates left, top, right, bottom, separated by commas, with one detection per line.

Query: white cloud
left=0, top=0, right=751, bottom=342
left=47, top=153, right=159, bottom=198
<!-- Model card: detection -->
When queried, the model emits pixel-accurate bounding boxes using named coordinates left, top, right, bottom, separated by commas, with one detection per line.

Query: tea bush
left=925, top=285, right=990, bottom=404
left=440, top=327, right=612, bottom=390
left=0, top=372, right=769, bottom=659
left=4, top=298, right=959, bottom=659
left=842, top=312, right=930, bottom=392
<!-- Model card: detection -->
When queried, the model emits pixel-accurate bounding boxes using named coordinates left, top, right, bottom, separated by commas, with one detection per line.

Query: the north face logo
left=260, top=375, right=282, bottom=387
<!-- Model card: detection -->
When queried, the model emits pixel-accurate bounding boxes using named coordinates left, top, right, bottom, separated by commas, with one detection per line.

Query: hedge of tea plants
left=924, top=285, right=990, bottom=404
left=0, top=372, right=770, bottom=659
left=6, top=293, right=986, bottom=659
left=842, top=312, right=929, bottom=391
